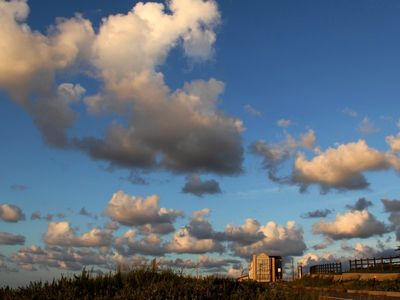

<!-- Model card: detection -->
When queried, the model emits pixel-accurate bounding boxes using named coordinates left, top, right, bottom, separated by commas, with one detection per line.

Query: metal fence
left=310, top=263, right=342, bottom=274
left=349, top=256, right=400, bottom=272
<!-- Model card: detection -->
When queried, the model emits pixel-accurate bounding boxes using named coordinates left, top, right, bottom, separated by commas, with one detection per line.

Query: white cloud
left=2, top=0, right=244, bottom=175
left=114, top=230, right=166, bottom=256
left=0, top=204, right=25, bottom=222
left=312, top=210, right=387, bottom=240
left=224, top=219, right=264, bottom=245
left=293, top=139, right=400, bottom=192
left=105, top=191, right=182, bottom=228
left=167, top=227, right=224, bottom=254
left=231, top=221, right=306, bottom=258
left=43, top=222, right=112, bottom=247
left=277, top=119, right=292, bottom=128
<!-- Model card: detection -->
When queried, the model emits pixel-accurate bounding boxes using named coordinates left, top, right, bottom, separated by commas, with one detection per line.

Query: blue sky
left=1, top=0, right=400, bottom=286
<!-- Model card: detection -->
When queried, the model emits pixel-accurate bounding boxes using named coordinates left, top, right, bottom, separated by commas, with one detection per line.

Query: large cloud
left=293, top=140, right=399, bottom=192
left=182, top=175, right=221, bottom=197
left=105, top=191, right=182, bottom=233
left=1, top=0, right=244, bottom=175
left=43, top=222, right=112, bottom=247
left=252, top=134, right=400, bottom=193
left=0, top=0, right=94, bottom=146
left=0, top=204, right=25, bottom=222
left=229, top=220, right=306, bottom=258
left=0, top=231, right=25, bottom=245
left=312, top=210, right=388, bottom=240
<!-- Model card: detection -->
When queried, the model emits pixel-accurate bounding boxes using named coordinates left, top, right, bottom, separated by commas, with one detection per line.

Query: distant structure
left=247, top=253, right=282, bottom=282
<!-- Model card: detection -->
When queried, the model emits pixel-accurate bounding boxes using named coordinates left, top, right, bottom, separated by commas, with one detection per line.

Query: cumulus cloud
left=312, top=210, right=388, bottom=240
left=43, top=222, right=112, bottom=247
left=0, top=231, right=25, bottom=245
left=167, top=227, right=224, bottom=254
left=224, top=218, right=265, bottom=245
left=186, top=208, right=217, bottom=240
left=293, top=139, right=400, bottom=193
left=182, top=175, right=221, bottom=197
left=1, top=0, right=244, bottom=176
left=346, top=197, right=373, bottom=211
left=252, top=128, right=400, bottom=193
left=0, top=0, right=94, bottom=147
left=105, top=191, right=182, bottom=231
left=244, top=104, right=261, bottom=117
left=0, top=204, right=25, bottom=222
left=114, top=230, right=166, bottom=256
left=298, top=252, right=336, bottom=272
left=230, top=220, right=306, bottom=258
left=358, top=117, right=380, bottom=135
left=250, top=129, right=317, bottom=185
left=301, top=209, right=332, bottom=219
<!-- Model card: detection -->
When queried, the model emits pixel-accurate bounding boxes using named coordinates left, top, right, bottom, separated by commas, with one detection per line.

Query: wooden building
left=248, top=253, right=282, bottom=282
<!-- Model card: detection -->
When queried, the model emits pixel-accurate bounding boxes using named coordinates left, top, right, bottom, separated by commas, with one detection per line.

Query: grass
left=0, top=267, right=315, bottom=300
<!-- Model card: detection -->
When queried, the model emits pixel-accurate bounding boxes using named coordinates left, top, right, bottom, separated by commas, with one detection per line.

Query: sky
left=1, top=0, right=400, bottom=286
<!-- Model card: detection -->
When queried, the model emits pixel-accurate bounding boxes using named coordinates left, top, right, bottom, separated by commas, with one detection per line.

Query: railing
left=349, top=256, right=400, bottom=272
left=310, top=263, right=342, bottom=274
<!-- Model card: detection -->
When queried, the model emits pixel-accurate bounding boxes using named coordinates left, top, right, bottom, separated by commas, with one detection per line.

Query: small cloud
left=0, top=204, right=25, bottom=222
left=30, top=211, right=65, bottom=221
left=123, top=172, right=149, bottom=185
left=0, top=231, right=25, bottom=245
left=79, top=207, right=93, bottom=217
left=358, top=117, right=380, bottom=135
left=342, top=107, right=358, bottom=118
left=182, top=175, right=222, bottom=197
left=244, top=105, right=261, bottom=117
left=277, top=119, right=292, bottom=128
left=302, top=209, right=332, bottom=219
left=346, top=197, right=373, bottom=211
left=10, top=184, right=28, bottom=192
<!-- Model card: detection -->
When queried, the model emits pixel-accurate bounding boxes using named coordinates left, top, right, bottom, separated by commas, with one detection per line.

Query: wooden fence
left=349, top=256, right=400, bottom=272
left=310, top=263, right=342, bottom=274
